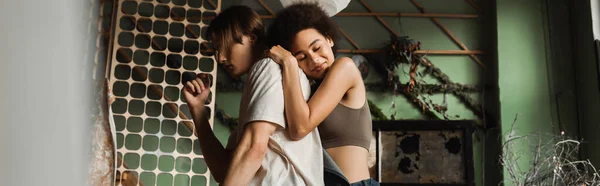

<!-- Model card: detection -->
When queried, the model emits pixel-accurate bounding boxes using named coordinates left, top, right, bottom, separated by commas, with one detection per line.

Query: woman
left=268, top=3, right=378, bottom=186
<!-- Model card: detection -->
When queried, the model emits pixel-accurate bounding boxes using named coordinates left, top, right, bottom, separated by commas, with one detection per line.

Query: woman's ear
left=326, top=37, right=334, bottom=47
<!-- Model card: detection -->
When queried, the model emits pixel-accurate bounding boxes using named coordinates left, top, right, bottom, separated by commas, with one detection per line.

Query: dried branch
left=386, top=36, right=483, bottom=119
left=500, top=114, right=600, bottom=186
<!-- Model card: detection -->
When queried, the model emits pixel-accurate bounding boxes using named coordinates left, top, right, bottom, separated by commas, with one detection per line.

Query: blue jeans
left=350, top=178, right=380, bottom=186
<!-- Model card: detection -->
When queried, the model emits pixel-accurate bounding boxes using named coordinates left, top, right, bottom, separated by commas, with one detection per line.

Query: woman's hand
left=268, top=45, right=297, bottom=66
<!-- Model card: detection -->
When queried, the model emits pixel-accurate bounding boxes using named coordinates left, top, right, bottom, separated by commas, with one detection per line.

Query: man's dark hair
left=205, top=5, right=266, bottom=58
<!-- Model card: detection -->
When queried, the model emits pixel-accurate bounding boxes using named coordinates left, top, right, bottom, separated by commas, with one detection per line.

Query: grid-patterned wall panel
left=109, top=0, right=220, bottom=185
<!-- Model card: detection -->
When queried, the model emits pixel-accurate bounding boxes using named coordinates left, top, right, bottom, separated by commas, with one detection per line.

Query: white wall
left=0, top=1, right=95, bottom=185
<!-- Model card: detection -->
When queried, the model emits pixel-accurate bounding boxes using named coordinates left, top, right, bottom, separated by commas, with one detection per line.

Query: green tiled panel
left=191, top=175, right=207, bottom=186
left=157, top=173, right=173, bottom=186
left=192, top=158, right=207, bottom=174
left=140, top=172, right=156, bottom=186
left=174, top=174, right=190, bottom=186
left=159, top=137, right=176, bottom=153
left=141, top=154, right=158, bottom=170
left=158, top=155, right=174, bottom=172
left=125, top=134, right=141, bottom=150
left=175, top=157, right=191, bottom=173
left=123, top=153, right=140, bottom=169
left=176, top=138, right=192, bottom=154
left=161, top=120, right=177, bottom=135
left=144, top=118, right=160, bottom=134
left=142, top=135, right=159, bottom=151
left=126, top=117, right=143, bottom=132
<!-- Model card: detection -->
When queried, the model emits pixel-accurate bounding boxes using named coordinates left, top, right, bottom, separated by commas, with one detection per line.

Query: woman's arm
left=283, top=57, right=359, bottom=140
left=270, top=49, right=360, bottom=140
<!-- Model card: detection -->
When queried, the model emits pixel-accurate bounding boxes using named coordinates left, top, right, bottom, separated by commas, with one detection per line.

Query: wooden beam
left=336, top=49, right=382, bottom=53
left=336, top=49, right=483, bottom=55
left=465, top=0, right=482, bottom=12
left=409, top=0, right=485, bottom=68
left=338, top=27, right=360, bottom=49
left=257, top=0, right=275, bottom=16
left=358, top=0, right=399, bottom=37
left=414, top=50, right=484, bottom=55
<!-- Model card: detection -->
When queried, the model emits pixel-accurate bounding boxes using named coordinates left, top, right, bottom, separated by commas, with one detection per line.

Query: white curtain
left=279, top=0, right=350, bottom=16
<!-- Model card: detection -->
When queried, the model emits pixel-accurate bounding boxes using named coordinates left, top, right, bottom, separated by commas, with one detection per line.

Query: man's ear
left=248, top=34, right=257, bottom=44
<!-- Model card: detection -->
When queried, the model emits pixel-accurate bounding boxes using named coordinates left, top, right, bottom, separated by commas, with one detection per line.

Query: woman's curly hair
left=268, top=2, right=340, bottom=52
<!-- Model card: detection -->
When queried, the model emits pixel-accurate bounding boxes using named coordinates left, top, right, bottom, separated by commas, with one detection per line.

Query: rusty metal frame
left=372, top=120, right=475, bottom=186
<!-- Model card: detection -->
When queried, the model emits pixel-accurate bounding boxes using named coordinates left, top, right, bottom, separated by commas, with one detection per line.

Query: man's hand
left=183, top=74, right=232, bottom=183
left=183, top=74, right=211, bottom=116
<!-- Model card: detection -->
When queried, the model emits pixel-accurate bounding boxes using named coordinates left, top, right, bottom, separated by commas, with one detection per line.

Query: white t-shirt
left=225, top=58, right=324, bottom=186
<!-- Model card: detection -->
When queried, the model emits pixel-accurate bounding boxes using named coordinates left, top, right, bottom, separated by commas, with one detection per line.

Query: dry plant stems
left=386, top=36, right=482, bottom=119
left=501, top=114, right=600, bottom=186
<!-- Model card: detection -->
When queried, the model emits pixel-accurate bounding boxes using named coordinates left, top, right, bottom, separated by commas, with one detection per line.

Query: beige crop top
left=318, top=100, right=372, bottom=150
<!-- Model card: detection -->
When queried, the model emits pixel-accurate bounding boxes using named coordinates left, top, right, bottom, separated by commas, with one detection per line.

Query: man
left=182, top=5, right=324, bottom=186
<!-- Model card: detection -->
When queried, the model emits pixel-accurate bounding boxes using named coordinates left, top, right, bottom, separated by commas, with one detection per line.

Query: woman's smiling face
left=289, top=28, right=335, bottom=80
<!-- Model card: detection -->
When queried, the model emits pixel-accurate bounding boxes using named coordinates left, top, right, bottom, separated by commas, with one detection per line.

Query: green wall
left=496, top=0, right=556, bottom=185
left=497, top=0, right=600, bottom=185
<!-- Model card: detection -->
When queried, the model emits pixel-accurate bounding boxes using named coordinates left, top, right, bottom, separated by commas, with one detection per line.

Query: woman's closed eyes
left=295, top=45, right=322, bottom=61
